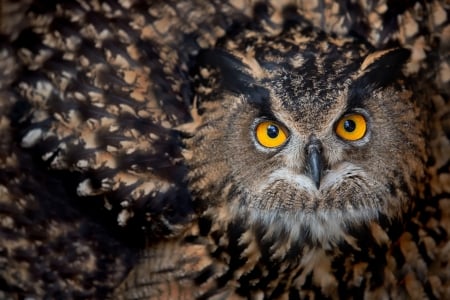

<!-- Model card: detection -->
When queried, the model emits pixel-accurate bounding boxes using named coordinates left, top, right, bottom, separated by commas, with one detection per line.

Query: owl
left=0, top=0, right=449, bottom=299
left=187, top=28, right=426, bottom=244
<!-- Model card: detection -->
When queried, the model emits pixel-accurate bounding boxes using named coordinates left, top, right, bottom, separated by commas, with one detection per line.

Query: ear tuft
left=196, top=49, right=254, bottom=95
left=195, top=49, right=269, bottom=105
left=353, top=48, right=411, bottom=91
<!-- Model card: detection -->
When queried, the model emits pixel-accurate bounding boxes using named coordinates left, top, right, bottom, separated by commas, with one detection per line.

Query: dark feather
left=348, top=48, right=411, bottom=107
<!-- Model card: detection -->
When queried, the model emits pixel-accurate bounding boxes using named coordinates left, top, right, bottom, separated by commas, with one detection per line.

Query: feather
left=0, top=1, right=449, bottom=299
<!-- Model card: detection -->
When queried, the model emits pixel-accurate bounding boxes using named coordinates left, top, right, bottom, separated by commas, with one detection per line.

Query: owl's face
left=185, top=26, right=427, bottom=245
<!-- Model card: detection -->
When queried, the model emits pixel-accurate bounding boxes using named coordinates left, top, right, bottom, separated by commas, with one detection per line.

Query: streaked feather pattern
left=0, top=0, right=449, bottom=299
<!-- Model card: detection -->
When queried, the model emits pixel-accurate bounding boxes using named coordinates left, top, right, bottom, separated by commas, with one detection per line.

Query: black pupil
left=343, top=119, right=356, bottom=132
left=267, top=124, right=279, bottom=138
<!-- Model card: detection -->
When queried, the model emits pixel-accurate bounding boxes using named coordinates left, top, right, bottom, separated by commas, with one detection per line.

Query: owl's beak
left=306, top=141, right=322, bottom=189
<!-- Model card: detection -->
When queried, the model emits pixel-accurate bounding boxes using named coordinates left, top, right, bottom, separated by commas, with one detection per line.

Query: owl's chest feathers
left=188, top=201, right=400, bottom=297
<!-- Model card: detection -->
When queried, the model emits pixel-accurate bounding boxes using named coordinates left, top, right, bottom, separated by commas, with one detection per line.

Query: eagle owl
left=0, top=0, right=449, bottom=299
left=186, top=26, right=426, bottom=245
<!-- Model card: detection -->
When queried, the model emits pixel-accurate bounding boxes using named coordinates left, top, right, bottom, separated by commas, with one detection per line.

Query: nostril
left=306, top=135, right=322, bottom=153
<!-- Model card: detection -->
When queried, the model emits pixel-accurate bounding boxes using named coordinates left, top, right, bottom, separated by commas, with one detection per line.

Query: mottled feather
left=0, top=0, right=449, bottom=299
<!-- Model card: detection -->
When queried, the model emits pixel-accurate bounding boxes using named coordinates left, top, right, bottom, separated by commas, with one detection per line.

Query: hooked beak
left=306, top=142, right=322, bottom=189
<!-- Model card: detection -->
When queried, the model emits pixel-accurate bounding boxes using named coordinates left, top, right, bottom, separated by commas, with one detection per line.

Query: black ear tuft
left=348, top=48, right=411, bottom=106
left=195, top=49, right=273, bottom=106
left=196, top=49, right=254, bottom=94
left=356, top=48, right=411, bottom=88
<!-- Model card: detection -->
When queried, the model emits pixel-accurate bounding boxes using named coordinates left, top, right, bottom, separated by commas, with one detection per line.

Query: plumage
left=0, top=0, right=449, bottom=299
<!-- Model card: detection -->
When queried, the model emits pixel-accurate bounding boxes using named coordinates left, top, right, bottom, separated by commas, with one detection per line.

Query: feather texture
left=0, top=0, right=449, bottom=299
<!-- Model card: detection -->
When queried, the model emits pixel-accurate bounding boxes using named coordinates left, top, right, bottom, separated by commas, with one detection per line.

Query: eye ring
left=335, top=113, right=367, bottom=141
left=255, top=120, right=289, bottom=148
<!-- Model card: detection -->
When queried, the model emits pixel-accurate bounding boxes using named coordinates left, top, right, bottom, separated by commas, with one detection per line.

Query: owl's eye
left=335, top=114, right=367, bottom=141
left=255, top=121, right=289, bottom=148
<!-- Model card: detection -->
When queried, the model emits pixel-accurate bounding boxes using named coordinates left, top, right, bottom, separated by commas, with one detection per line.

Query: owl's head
left=185, top=25, right=427, bottom=246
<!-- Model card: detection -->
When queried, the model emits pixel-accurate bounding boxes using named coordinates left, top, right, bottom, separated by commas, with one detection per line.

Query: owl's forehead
left=219, top=27, right=369, bottom=128
left=265, top=69, right=346, bottom=117
left=256, top=50, right=360, bottom=129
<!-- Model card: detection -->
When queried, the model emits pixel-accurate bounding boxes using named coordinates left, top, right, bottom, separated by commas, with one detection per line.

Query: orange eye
left=255, top=121, right=288, bottom=148
left=335, top=114, right=367, bottom=141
